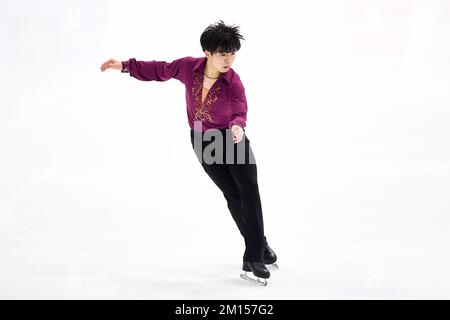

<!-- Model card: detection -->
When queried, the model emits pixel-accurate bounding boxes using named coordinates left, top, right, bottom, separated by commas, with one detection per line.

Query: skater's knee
left=223, top=190, right=241, bottom=202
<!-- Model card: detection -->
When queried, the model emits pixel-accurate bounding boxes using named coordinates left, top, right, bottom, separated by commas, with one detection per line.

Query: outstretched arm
left=100, top=56, right=192, bottom=84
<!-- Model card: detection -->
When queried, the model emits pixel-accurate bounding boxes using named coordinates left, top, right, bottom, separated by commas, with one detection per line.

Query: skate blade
left=266, top=263, right=279, bottom=270
left=240, top=272, right=268, bottom=286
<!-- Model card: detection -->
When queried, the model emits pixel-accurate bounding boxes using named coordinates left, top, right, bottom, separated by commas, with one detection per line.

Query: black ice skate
left=243, top=244, right=279, bottom=272
left=240, top=261, right=270, bottom=286
left=263, top=243, right=279, bottom=270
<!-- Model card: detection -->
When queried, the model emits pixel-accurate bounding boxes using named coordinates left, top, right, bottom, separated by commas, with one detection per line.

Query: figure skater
left=100, top=20, right=277, bottom=285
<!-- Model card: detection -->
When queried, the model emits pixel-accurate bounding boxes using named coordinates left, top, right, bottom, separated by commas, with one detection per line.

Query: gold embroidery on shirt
left=192, top=70, right=222, bottom=123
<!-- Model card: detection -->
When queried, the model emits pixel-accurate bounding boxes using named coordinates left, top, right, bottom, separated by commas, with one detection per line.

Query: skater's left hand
left=231, top=125, right=244, bottom=144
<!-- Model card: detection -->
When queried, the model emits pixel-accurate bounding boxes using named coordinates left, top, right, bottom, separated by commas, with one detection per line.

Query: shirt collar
left=193, top=57, right=232, bottom=85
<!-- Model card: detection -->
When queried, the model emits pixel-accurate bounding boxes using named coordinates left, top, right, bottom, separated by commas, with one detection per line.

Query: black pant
left=190, top=128, right=266, bottom=262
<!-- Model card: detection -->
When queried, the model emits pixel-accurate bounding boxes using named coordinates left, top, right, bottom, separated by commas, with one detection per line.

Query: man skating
left=100, top=20, right=277, bottom=285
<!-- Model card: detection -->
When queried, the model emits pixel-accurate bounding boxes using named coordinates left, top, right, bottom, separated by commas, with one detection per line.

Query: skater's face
left=205, top=49, right=236, bottom=73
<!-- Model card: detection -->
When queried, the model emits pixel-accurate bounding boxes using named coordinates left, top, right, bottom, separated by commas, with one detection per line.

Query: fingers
left=233, top=127, right=240, bottom=143
left=231, top=127, right=237, bottom=143
left=232, top=128, right=243, bottom=143
left=100, top=59, right=115, bottom=72
left=100, top=61, right=108, bottom=72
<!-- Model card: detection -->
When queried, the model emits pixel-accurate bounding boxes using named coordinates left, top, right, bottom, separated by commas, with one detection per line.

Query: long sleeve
left=121, top=56, right=192, bottom=84
left=228, top=80, right=248, bottom=129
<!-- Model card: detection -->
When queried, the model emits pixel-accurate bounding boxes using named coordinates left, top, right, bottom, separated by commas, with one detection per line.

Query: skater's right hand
left=100, top=59, right=122, bottom=72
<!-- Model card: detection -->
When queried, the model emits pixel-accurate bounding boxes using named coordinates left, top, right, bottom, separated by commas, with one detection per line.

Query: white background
left=1, top=0, right=449, bottom=299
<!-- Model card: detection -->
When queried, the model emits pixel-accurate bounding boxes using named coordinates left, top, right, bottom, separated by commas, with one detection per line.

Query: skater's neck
left=204, top=59, right=221, bottom=79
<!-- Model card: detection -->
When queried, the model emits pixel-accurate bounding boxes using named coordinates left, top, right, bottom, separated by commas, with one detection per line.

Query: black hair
left=200, top=20, right=245, bottom=55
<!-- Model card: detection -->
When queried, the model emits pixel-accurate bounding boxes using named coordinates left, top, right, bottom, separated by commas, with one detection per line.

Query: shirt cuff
left=121, top=60, right=130, bottom=73
left=228, top=121, right=245, bottom=130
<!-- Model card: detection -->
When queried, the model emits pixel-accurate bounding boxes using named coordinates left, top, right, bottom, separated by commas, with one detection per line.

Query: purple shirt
left=121, top=56, right=247, bottom=132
